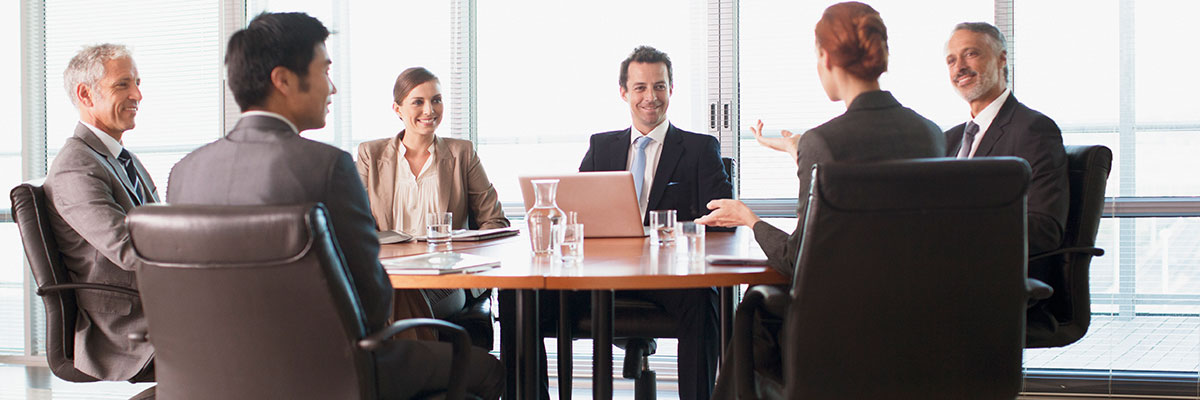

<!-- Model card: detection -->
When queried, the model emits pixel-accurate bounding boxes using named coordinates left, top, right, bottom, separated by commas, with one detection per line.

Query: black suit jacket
left=167, top=115, right=393, bottom=331
left=753, top=91, right=946, bottom=278
left=945, top=94, right=1068, bottom=257
left=578, top=124, right=733, bottom=223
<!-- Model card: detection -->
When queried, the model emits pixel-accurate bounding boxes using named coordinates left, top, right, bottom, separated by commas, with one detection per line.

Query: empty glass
left=649, top=210, right=677, bottom=246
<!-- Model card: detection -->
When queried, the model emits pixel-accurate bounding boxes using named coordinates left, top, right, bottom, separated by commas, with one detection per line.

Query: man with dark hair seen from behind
left=43, top=43, right=158, bottom=385
left=166, top=12, right=502, bottom=399
left=945, top=22, right=1069, bottom=335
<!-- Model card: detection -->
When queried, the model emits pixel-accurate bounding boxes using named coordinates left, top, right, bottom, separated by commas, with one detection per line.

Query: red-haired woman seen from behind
left=704, top=3, right=946, bottom=396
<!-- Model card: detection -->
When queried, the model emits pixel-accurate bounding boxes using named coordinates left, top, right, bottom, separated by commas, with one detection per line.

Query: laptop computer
left=518, top=171, right=648, bottom=238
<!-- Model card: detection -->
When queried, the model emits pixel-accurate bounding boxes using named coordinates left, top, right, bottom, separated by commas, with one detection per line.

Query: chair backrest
left=10, top=181, right=98, bottom=382
left=784, top=158, right=1030, bottom=399
left=1027, top=145, right=1112, bottom=348
left=128, top=203, right=375, bottom=400
left=722, top=156, right=736, bottom=197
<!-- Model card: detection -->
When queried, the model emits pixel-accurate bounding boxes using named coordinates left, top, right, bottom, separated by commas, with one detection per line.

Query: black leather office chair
left=10, top=182, right=156, bottom=399
left=732, top=158, right=1031, bottom=399
left=1026, top=145, right=1112, bottom=348
left=126, top=203, right=473, bottom=400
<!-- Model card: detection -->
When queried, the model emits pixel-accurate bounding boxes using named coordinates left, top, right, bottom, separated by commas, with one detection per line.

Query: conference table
left=380, top=226, right=787, bottom=400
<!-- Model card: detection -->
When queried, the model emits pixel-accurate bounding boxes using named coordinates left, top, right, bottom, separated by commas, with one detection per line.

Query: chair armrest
left=128, top=332, right=149, bottom=343
left=1029, top=246, right=1104, bottom=262
left=1026, top=278, right=1053, bottom=303
left=36, top=283, right=139, bottom=297
left=734, top=285, right=790, bottom=400
left=359, top=318, right=470, bottom=400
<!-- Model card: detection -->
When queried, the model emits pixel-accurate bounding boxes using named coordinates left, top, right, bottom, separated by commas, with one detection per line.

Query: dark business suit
left=945, top=93, right=1068, bottom=258
left=167, top=115, right=502, bottom=399
left=945, top=94, right=1069, bottom=341
left=570, top=124, right=731, bottom=400
left=44, top=123, right=159, bottom=382
left=713, top=91, right=944, bottom=399
left=752, top=90, right=946, bottom=278
left=579, top=124, right=733, bottom=222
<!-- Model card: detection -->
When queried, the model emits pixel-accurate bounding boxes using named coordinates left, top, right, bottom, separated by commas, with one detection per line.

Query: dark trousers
left=375, top=339, right=505, bottom=400
left=712, top=310, right=784, bottom=399
left=538, top=288, right=719, bottom=400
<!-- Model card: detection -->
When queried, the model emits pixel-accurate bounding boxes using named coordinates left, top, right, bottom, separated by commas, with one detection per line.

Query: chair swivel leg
left=622, top=338, right=657, bottom=400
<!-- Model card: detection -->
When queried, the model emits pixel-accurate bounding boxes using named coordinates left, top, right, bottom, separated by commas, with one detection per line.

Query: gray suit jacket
left=167, top=115, right=394, bottom=331
left=752, top=91, right=946, bottom=278
left=44, top=123, right=159, bottom=381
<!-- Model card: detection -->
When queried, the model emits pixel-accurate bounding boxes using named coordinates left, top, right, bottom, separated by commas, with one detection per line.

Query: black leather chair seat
left=571, top=299, right=677, bottom=338
left=443, top=290, right=495, bottom=350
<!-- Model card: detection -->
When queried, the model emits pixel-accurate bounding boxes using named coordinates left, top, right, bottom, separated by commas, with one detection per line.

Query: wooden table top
left=381, top=226, right=788, bottom=290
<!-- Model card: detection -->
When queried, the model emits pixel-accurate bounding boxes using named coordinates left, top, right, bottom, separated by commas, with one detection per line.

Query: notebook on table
left=413, top=227, right=520, bottom=242
left=381, top=252, right=500, bottom=275
left=517, top=171, right=648, bottom=238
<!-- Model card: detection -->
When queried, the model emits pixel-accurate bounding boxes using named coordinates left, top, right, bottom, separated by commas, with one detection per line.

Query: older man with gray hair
left=43, top=43, right=158, bottom=383
left=943, top=22, right=1069, bottom=339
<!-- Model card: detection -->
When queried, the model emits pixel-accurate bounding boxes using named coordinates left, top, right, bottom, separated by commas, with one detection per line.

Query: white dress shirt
left=391, top=142, right=441, bottom=234
left=79, top=121, right=125, bottom=159
left=959, top=87, right=1011, bottom=158
left=240, top=110, right=300, bottom=134
left=627, top=120, right=669, bottom=217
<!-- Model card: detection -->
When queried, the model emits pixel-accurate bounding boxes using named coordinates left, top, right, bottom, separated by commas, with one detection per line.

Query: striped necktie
left=117, top=149, right=143, bottom=206
left=957, top=121, right=981, bottom=159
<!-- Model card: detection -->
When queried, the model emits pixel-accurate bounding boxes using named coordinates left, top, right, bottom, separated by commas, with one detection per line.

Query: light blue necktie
left=631, top=136, right=651, bottom=201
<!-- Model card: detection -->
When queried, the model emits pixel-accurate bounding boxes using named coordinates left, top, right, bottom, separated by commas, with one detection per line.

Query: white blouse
left=391, top=143, right=441, bottom=234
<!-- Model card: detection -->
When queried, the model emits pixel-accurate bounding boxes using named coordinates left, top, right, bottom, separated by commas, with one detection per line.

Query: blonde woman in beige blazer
left=356, top=67, right=508, bottom=340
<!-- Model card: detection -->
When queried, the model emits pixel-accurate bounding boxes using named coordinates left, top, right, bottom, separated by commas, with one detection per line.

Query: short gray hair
left=63, top=44, right=133, bottom=106
left=953, top=22, right=1008, bottom=83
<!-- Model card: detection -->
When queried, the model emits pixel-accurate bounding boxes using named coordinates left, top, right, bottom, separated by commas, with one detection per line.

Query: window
left=3, top=0, right=221, bottom=359
left=254, top=1, right=456, bottom=153
left=474, top=0, right=709, bottom=204
left=4, top=2, right=1199, bottom=396
left=738, top=0, right=993, bottom=199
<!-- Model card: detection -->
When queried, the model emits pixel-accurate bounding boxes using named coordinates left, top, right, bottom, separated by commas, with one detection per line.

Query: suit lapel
left=75, top=124, right=142, bottom=204
left=606, top=130, right=633, bottom=171
left=129, top=154, right=158, bottom=203
left=375, top=134, right=401, bottom=228
left=434, top=137, right=455, bottom=215
left=945, top=124, right=965, bottom=157
left=973, top=95, right=1019, bottom=157
left=646, top=125, right=683, bottom=212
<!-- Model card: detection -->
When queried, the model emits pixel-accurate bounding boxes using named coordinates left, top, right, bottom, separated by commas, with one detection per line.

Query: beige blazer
left=356, top=132, right=509, bottom=232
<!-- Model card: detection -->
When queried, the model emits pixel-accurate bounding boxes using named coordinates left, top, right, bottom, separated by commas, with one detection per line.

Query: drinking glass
left=649, top=210, right=677, bottom=246
left=559, top=223, right=584, bottom=265
left=426, top=212, right=453, bottom=247
left=680, top=221, right=706, bottom=259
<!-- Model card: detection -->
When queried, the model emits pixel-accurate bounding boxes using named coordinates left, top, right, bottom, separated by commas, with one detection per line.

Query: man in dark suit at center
left=944, top=22, right=1069, bottom=336
left=571, top=45, right=732, bottom=400
left=166, top=12, right=502, bottom=399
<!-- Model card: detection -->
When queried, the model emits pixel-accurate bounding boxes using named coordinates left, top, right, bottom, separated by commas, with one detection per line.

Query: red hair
left=814, top=2, right=888, bottom=81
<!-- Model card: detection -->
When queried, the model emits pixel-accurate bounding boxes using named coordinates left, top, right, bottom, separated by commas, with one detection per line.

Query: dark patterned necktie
left=117, top=149, right=143, bottom=205
left=957, top=121, right=980, bottom=159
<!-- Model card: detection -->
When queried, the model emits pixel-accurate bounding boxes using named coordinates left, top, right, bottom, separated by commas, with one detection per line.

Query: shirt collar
left=630, top=120, right=670, bottom=145
left=969, top=87, right=1011, bottom=129
left=241, top=111, right=300, bottom=134
left=79, top=121, right=124, bottom=158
